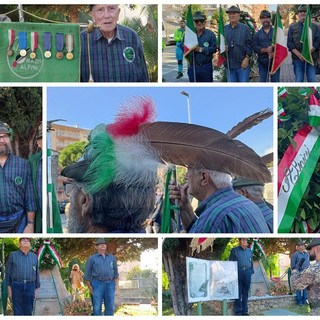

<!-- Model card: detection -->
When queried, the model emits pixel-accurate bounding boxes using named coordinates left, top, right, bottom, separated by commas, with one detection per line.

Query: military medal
left=29, top=32, right=38, bottom=59
left=65, top=34, right=74, bottom=60
left=43, top=32, right=52, bottom=58
left=7, top=29, right=15, bottom=56
left=56, top=32, right=64, bottom=59
left=18, top=31, right=27, bottom=56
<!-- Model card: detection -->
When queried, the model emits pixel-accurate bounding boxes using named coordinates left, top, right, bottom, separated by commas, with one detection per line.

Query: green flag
left=300, top=5, right=313, bottom=65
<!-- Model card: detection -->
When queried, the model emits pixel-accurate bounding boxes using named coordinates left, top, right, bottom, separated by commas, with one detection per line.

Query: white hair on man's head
left=207, top=170, right=232, bottom=188
left=239, top=185, right=264, bottom=197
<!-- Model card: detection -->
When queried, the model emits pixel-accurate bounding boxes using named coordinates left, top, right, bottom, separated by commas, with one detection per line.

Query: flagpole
left=266, top=57, right=272, bottom=82
left=225, top=48, right=231, bottom=81
left=304, top=61, right=307, bottom=82
left=192, top=51, right=196, bottom=82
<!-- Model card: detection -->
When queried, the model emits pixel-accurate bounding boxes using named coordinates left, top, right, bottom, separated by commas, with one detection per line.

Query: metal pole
left=180, top=91, right=191, bottom=124
left=186, top=95, right=191, bottom=124
left=196, top=302, right=202, bottom=315
left=17, top=4, right=24, bottom=22
left=222, top=299, right=228, bottom=315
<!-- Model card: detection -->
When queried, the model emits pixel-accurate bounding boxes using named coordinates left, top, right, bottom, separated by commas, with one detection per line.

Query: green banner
left=0, top=22, right=80, bottom=82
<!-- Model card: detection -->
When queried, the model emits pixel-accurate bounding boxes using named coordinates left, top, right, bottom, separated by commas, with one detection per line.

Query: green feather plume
left=83, top=131, right=116, bottom=194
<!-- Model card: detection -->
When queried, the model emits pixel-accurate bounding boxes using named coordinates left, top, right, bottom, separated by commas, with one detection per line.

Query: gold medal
left=30, top=52, right=36, bottom=59
left=56, top=52, right=64, bottom=59
left=20, top=49, right=27, bottom=57
left=66, top=52, right=73, bottom=60
left=44, top=51, right=52, bottom=59
left=7, top=49, right=13, bottom=56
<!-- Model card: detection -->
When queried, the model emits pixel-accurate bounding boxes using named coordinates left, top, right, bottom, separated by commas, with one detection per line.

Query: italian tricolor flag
left=216, top=6, right=226, bottom=67
left=278, top=125, right=320, bottom=233
left=270, top=8, right=288, bottom=74
left=308, top=94, right=320, bottom=127
left=301, top=5, right=313, bottom=65
left=278, top=103, right=290, bottom=122
left=278, top=87, right=288, bottom=98
left=184, top=5, right=198, bottom=57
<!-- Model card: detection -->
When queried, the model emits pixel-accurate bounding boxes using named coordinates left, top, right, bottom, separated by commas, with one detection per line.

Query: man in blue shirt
left=6, top=238, right=40, bottom=315
left=0, top=122, right=36, bottom=233
left=169, top=168, right=270, bottom=233
left=287, top=5, right=320, bottom=82
left=229, top=238, right=254, bottom=316
left=254, top=10, right=280, bottom=82
left=232, top=176, right=273, bottom=233
left=291, top=240, right=310, bottom=305
left=81, top=4, right=149, bottom=82
left=224, top=6, right=252, bottom=82
left=85, top=238, right=119, bottom=315
left=187, top=11, right=217, bottom=82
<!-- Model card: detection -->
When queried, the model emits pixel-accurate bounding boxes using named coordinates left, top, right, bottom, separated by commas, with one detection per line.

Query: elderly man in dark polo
left=187, top=11, right=217, bottom=82
left=6, top=238, right=40, bottom=315
left=85, top=238, right=119, bottom=315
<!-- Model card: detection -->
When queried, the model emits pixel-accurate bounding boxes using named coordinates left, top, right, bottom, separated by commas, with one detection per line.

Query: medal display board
left=0, top=22, right=80, bottom=82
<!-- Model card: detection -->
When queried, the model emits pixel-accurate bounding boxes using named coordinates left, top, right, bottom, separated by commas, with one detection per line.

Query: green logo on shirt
left=15, top=176, right=22, bottom=185
left=123, top=47, right=135, bottom=63
left=203, top=42, right=209, bottom=47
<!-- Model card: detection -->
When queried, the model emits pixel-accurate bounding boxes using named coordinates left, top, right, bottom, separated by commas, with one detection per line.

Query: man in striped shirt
left=81, top=4, right=149, bottom=82
left=232, top=176, right=273, bottom=232
left=85, top=238, right=119, bottom=315
left=0, top=122, right=36, bottom=233
left=169, top=168, right=270, bottom=233
left=229, top=238, right=254, bottom=315
left=6, top=238, right=40, bottom=315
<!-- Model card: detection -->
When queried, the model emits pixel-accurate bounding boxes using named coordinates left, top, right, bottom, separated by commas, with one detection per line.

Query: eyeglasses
left=194, top=20, right=205, bottom=24
left=20, top=238, right=31, bottom=242
left=64, top=181, right=75, bottom=197
left=0, top=134, right=10, bottom=140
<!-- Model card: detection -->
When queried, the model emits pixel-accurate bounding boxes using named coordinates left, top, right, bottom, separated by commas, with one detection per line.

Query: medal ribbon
left=18, top=31, right=27, bottom=50
left=30, top=32, right=38, bottom=52
left=56, top=33, right=64, bottom=52
left=66, top=34, right=74, bottom=53
left=43, top=32, right=52, bottom=51
left=8, top=29, right=15, bottom=47
left=278, top=125, right=320, bottom=233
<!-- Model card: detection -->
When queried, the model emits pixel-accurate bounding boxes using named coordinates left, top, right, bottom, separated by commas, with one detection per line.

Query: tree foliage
left=122, top=5, right=158, bottom=82
left=126, top=266, right=157, bottom=280
left=0, top=87, right=42, bottom=158
left=55, top=238, right=157, bottom=265
left=278, top=87, right=320, bottom=232
left=58, top=140, right=87, bottom=168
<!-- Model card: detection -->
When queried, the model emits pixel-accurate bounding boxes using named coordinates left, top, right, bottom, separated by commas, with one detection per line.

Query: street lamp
left=180, top=91, right=191, bottom=124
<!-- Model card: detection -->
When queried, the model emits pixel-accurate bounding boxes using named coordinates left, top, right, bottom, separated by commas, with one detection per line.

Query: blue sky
left=47, top=86, right=274, bottom=156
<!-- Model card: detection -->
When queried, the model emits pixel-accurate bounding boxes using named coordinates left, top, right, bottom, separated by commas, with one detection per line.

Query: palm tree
left=122, top=5, right=158, bottom=82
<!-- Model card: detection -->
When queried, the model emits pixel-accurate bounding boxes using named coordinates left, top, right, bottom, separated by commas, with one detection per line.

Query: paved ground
left=162, top=43, right=320, bottom=83
left=261, top=309, right=300, bottom=316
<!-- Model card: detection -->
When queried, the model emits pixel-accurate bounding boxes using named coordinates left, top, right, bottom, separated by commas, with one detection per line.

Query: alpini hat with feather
left=61, top=98, right=271, bottom=192
left=60, top=97, right=162, bottom=195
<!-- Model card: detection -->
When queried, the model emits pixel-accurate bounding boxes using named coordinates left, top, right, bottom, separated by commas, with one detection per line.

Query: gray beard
left=0, top=145, right=10, bottom=156
left=67, top=202, right=87, bottom=233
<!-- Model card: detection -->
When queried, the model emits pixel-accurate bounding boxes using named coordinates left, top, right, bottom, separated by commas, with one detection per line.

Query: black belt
left=239, top=267, right=251, bottom=270
left=13, top=279, right=34, bottom=283
left=93, top=277, right=113, bottom=281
